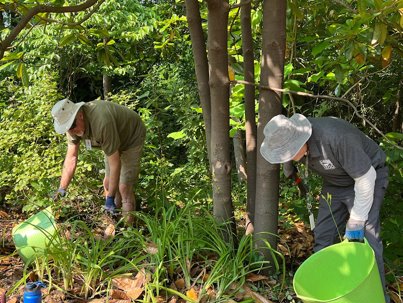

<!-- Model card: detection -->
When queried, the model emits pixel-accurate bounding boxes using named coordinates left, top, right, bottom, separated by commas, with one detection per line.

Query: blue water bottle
left=23, top=282, right=46, bottom=303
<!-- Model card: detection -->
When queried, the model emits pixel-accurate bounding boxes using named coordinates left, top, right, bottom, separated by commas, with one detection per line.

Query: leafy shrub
left=0, top=74, right=104, bottom=214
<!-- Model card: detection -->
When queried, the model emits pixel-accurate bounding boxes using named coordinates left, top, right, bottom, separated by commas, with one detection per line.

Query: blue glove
left=104, top=196, right=116, bottom=213
left=345, top=218, right=365, bottom=242
left=53, top=188, right=66, bottom=201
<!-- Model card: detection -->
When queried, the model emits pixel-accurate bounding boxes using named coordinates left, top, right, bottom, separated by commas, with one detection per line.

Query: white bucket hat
left=51, top=98, right=85, bottom=134
left=260, top=113, right=312, bottom=164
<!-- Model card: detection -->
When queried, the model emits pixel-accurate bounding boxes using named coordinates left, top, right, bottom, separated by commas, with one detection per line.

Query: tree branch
left=35, top=0, right=105, bottom=27
left=233, top=79, right=402, bottom=149
left=231, top=0, right=251, bottom=9
left=0, top=0, right=101, bottom=60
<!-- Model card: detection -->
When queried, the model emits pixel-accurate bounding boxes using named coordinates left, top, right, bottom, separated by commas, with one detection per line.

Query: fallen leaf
left=246, top=273, right=269, bottom=282
left=174, top=278, right=185, bottom=289
left=104, top=224, right=115, bottom=239
left=112, top=269, right=146, bottom=300
left=168, top=296, right=178, bottom=303
left=389, top=291, right=401, bottom=303
left=126, top=288, right=143, bottom=300
left=111, top=289, right=129, bottom=300
left=186, top=287, right=198, bottom=301
left=6, top=297, right=18, bottom=303
left=145, top=242, right=158, bottom=255
left=113, top=269, right=146, bottom=290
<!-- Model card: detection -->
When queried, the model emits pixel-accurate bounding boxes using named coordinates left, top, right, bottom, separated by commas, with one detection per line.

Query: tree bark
left=392, top=81, right=402, bottom=132
left=254, top=0, right=286, bottom=270
left=102, top=37, right=112, bottom=100
left=206, top=0, right=235, bottom=236
left=233, top=130, right=247, bottom=183
left=185, top=0, right=212, bottom=168
left=103, top=74, right=111, bottom=100
left=240, top=0, right=257, bottom=235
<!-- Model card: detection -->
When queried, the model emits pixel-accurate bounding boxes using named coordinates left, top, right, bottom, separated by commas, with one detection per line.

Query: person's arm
left=345, top=166, right=377, bottom=241
left=351, top=166, right=377, bottom=221
left=106, top=150, right=121, bottom=197
left=59, top=143, right=80, bottom=190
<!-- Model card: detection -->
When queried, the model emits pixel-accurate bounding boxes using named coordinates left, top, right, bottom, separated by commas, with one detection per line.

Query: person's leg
left=336, top=167, right=389, bottom=302
left=364, top=167, right=389, bottom=301
left=313, top=188, right=350, bottom=252
left=119, top=143, right=144, bottom=224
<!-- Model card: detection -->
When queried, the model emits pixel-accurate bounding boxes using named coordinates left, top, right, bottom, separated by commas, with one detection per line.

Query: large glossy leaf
left=59, top=34, right=77, bottom=47
left=312, top=41, right=331, bottom=57
left=371, top=22, right=388, bottom=45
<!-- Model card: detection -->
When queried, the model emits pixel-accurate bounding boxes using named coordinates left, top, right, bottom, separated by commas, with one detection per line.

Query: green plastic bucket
left=12, top=207, right=56, bottom=264
left=293, top=240, right=385, bottom=303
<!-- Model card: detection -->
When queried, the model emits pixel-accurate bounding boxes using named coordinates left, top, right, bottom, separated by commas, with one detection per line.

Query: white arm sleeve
left=350, top=166, right=377, bottom=221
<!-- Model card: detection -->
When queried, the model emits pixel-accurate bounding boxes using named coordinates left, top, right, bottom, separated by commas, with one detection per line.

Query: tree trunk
left=103, top=74, right=111, bottom=100
left=103, top=38, right=111, bottom=100
left=185, top=0, right=212, bottom=168
left=233, top=130, right=247, bottom=183
left=241, top=0, right=257, bottom=235
left=392, top=81, right=402, bottom=132
left=254, top=0, right=286, bottom=271
left=206, top=0, right=235, bottom=235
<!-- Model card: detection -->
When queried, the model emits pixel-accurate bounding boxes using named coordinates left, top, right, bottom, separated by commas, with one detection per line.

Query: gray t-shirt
left=304, top=117, right=386, bottom=187
left=67, top=100, right=146, bottom=156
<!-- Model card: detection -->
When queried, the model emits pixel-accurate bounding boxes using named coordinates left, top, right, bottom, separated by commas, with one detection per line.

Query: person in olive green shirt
left=51, top=98, right=146, bottom=223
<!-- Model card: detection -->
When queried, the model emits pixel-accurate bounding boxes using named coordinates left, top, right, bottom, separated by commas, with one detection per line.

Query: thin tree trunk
left=103, top=38, right=111, bottom=100
left=254, top=0, right=286, bottom=271
left=206, top=0, right=235, bottom=238
left=185, top=0, right=212, bottom=168
left=241, top=0, right=256, bottom=235
left=233, top=130, right=247, bottom=183
left=392, top=81, right=402, bottom=132
left=103, top=74, right=111, bottom=100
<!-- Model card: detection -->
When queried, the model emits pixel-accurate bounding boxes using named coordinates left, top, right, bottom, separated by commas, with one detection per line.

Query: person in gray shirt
left=260, top=113, right=389, bottom=302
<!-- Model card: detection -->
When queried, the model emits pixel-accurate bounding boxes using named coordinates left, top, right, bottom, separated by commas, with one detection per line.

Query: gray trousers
left=313, top=166, right=389, bottom=298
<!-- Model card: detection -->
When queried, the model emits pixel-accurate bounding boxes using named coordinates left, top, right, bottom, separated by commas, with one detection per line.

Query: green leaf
left=59, top=34, right=77, bottom=47
left=284, top=63, right=294, bottom=78
left=371, top=23, right=387, bottom=45
left=21, top=64, right=29, bottom=86
left=16, top=62, right=23, bottom=79
left=1, top=52, right=24, bottom=62
left=334, top=84, right=342, bottom=96
left=312, top=41, right=331, bottom=56
left=167, top=131, right=186, bottom=140
left=284, top=79, right=304, bottom=92
left=334, top=66, right=344, bottom=83
left=308, top=71, right=324, bottom=83
left=385, top=132, right=403, bottom=141
left=77, top=34, right=92, bottom=46
left=0, top=61, right=15, bottom=71
left=138, top=91, right=150, bottom=99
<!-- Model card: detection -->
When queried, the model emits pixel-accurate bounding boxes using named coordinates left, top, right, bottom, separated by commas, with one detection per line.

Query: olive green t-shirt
left=67, top=100, right=146, bottom=156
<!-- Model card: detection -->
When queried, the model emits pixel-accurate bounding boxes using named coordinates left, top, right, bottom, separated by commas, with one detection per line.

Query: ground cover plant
left=1, top=202, right=310, bottom=302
